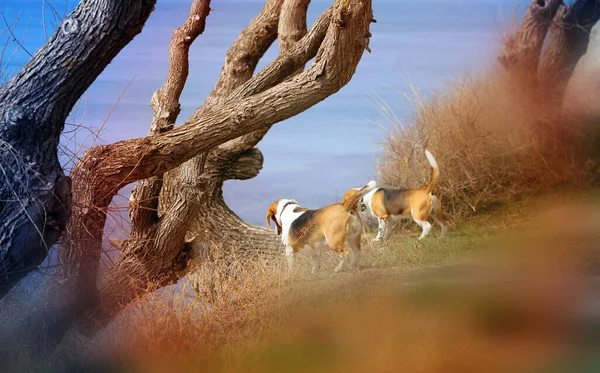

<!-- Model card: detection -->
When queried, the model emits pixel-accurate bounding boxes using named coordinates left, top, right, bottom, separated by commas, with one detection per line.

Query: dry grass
left=377, top=70, right=598, bottom=218
left=91, top=194, right=600, bottom=373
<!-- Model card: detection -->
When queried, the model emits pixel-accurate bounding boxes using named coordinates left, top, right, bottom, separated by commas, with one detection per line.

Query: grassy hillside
left=93, top=192, right=600, bottom=373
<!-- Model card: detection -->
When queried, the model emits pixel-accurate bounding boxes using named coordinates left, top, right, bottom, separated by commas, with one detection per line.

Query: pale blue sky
left=1, top=0, right=526, bottom=227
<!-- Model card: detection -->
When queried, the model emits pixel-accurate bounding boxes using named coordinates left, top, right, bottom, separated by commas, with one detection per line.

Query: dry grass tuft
left=377, top=70, right=598, bottom=218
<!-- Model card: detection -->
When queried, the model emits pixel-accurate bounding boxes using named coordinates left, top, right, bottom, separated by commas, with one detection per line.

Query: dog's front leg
left=383, top=218, right=393, bottom=239
left=334, top=254, right=346, bottom=273
left=373, top=218, right=387, bottom=241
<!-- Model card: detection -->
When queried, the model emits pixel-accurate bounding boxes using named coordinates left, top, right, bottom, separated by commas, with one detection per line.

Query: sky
left=0, top=0, right=526, bottom=227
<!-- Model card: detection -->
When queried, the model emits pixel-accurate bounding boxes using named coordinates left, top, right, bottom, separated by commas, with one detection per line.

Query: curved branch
left=129, top=0, right=211, bottom=234
left=75, top=0, right=286, bottom=329
left=203, top=0, right=284, bottom=107
left=279, top=0, right=311, bottom=75
left=206, top=5, right=332, bottom=170
left=157, top=0, right=285, bottom=213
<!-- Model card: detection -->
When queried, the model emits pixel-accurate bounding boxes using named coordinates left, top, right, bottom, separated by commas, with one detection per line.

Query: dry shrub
left=377, top=70, right=598, bottom=218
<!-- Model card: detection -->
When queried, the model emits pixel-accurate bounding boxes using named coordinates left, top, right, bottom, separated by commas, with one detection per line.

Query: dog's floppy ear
left=342, top=187, right=362, bottom=209
left=265, top=200, right=282, bottom=235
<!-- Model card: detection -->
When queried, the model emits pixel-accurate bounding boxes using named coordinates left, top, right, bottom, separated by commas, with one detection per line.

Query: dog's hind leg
left=430, top=195, right=448, bottom=238
left=331, top=240, right=348, bottom=273
left=415, top=219, right=432, bottom=240
left=412, top=208, right=432, bottom=240
left=347, top=234, right=362, bottom=270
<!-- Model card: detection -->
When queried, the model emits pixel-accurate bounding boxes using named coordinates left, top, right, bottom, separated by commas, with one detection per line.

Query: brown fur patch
left=265, top=200, right=282, bottom=234
left=288, top=203, right=360, bottom=253
left=370, top=188, right=439, bottom=221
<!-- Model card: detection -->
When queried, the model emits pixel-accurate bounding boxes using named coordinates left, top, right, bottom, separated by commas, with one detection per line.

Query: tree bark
left=0, top=0, right=157, bottom=297
left=498, top=0, right=562, bottom=80
left=130, top=0, right=212, bottom=232
left=61, top=0, right=373, bottom=329
left=538, top=0, right=600, bottom=99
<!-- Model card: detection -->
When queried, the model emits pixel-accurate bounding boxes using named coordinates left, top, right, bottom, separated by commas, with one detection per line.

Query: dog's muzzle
left=358, top=198, right=367, bottom=212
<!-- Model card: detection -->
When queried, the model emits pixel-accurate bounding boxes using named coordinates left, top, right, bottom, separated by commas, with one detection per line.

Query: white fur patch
left=361, top=187, right=381, bottom=218
left=276, top=199, right=304, bottom=246
left=425, top=150, right=438, bottom=169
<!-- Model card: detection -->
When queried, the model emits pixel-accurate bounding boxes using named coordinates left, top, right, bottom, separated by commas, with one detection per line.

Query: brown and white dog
left=266, top=181, right=377, bottom=273
left=359, top=150, right=447, bottom=241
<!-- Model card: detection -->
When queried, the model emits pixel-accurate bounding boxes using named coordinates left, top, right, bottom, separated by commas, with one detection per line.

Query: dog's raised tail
left=342, top=180, right=377, bottom=211
left=424, top=149, right=440, bottom=194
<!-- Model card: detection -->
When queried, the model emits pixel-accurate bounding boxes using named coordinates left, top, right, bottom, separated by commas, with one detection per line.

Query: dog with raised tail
left=359, top=150, right=447, bottom=241
left=266, top=180, right=378, bottom=274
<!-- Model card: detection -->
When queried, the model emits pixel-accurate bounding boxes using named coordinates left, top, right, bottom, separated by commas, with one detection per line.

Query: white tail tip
left=425, top=150, right=438, bottom=168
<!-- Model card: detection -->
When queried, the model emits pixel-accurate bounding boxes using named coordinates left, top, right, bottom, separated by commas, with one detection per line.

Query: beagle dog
left=359, top=150, right=447, bottom=241
left=266, top=181, right=377, bottom=273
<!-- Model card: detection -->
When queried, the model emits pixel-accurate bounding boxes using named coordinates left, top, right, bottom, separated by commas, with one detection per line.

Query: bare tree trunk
left=0, top=0, right=157, bottom=297
left=181, top=0, right=315, bottom=266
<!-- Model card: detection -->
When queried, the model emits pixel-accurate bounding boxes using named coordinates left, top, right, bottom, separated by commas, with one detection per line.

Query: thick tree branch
left=129, top=0, right=211, bottom=234
left=60, top=0, right=213, bottom=322
left=233, top=7, right=332, bottom=102
left=161, top=0, right=285, bottom=206
left=279, top=0, right=311, bottom=75
left=157, top=0, right=285, bottom=213
left=204, top=0, right=284, bottom=107
left=81, top=0, right=214, bottom=329
left=71, top=0, right=287, bottom=330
